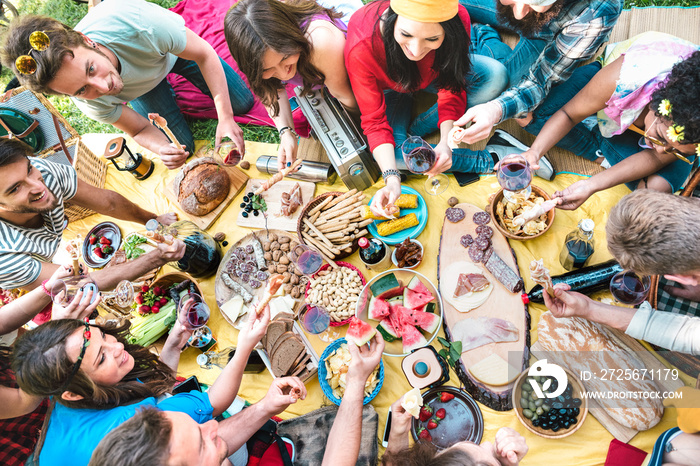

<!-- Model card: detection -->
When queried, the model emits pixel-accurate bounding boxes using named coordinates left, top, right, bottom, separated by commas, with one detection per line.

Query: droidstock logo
left=528, top=359, right=568, bottom=398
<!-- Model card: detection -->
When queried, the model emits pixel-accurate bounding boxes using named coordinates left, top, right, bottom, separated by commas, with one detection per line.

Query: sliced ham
left=452, top=316, right=519, bottom=352
left=280, top=183, right=303, bottom=217
left=454, top=273, right=489, bottom=297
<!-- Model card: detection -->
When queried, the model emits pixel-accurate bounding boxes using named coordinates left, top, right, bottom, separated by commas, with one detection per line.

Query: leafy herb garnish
left=251, top=194, right=267, bottom=212
left=124, top=234, right=147, bottom=260
left=437, top=336, right=462, bottom=371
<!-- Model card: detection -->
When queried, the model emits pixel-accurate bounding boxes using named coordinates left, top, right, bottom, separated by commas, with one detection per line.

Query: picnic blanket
left=68, top=133, right=696, bottom=466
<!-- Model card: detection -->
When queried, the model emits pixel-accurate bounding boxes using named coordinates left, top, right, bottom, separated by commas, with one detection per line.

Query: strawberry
left=135, top=293, right=144, bottom=305
left=417, top=427, right=432, bottom=442
left=139, top=305, right=151, bottom=313
left=419, top=406, right=433, bottom=422
left=89, top=234, right=97, bottom=245
left=435, top=408, right=446, bottom=420
left=151, top=306, right=160, bottom=314
left=93, top=247, right=104, bottom=258
left=141, top=285, right=149, bottom=293
left=159, top=297, right=168, bottom=306
left=153, top=286, right=162, bottom=296
left=101, top=245, right=114, bottom=255
left=99, top=237, right=112, bottom=245
left=427, top=419, right=439, bottom=430
left=439, top=392, right=455, bottom=402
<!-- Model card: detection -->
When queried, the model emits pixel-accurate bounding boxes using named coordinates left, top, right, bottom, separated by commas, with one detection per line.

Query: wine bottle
left=527, top=260, right=623, bottom=304
left=559, top=219, right=595, bottom=271
left=358, top=237, right=391, bottom=271
left=196, top=347, right=266, bottom=373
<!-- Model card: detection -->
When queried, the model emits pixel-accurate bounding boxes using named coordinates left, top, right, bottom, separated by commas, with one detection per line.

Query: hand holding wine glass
left=401, top=136, right=449, bottom=195
left=51, top=287, right=102, bottom=321
left=178, top=292, right=212, bottom=348
left=497, top=154, right=532, bottom=202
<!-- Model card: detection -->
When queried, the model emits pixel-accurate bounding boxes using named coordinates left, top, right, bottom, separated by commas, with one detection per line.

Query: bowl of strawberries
left=411, top=386, right=483, bottom=449
left=82, top=221, right=122, bottom=268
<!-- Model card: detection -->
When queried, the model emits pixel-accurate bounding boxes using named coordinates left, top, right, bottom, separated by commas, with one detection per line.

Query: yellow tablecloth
left=66, top=134, right=688, bottom=466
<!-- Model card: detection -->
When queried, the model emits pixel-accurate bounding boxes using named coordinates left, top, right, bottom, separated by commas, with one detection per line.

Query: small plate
left=367, top=186, right=428, bottom=245
left=411, top=385, right=483, bottom=449
left=82, top=222, right=122, bottom=268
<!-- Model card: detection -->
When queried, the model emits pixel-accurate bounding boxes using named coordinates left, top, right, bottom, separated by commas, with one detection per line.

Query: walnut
left=284, top=283, right=293, bottom=293
left=276, top=264, right=288, bottom=273
left=291, top=286, right=301, bottom=299
left=213, top=232, right=226, bottom=242
left=280, top=243, right=290, bottom=252
left=290, top=274, right=299, bottom=285
left=278, top=236, right=291, bottom=244
left=448, top=197, right=459, bottom=207
left=239, top=160, right=250, bottom=169
left=268, top=233, right=278, bottom=242
left=272, top=250, right=282, bottom=262
left=270, top=241, right=280, bottom=251
left=282, top=272, right=291, bottom=283
left=267, top=264, right=277, bottom=274
left=278, top=255, right=290, bottom=265
left=263, top=241, right=271, bottom=252
left=264, top=252, right=273, bottom=261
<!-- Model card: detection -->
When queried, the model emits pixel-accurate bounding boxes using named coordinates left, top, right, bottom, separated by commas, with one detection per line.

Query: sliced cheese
left=467, top=354, right=519, bottom=387
left=221, top=295, right=245, bottom=322
left=442, top=261, right=492, bottom=312
left=401, top=387, right=423, bottom=418
left=269, top=295, right=295, bottom=318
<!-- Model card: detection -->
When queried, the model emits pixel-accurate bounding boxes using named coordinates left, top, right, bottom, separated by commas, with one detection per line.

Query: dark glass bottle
left=559, top=219, right=595, bottom=271
left=527, top=260, right=623, bottom=304
left=196, top=347, right=266, bottom=374
left=358, top=237, right=391, bottom=271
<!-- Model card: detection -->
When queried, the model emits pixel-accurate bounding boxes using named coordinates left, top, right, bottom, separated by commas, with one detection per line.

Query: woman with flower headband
left=516, top=32, right=699, bottom=210
left=9, top=306, right=278, bottom=466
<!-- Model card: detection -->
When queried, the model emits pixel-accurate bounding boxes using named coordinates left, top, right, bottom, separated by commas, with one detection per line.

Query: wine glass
left=401, top=136, right=449, bottom=195
left=299, top=303, right=331, bottom=335
left=101, top=280, right=135, bottom=308
left=609, top=271, right=650, bottom=305
left=289, top=243, right=323, bottom=276
left=497, top=154, right=532, bottom=202
left=50, top=275, right=99, bottom=307
left=178, top=292, right=212, bottom=348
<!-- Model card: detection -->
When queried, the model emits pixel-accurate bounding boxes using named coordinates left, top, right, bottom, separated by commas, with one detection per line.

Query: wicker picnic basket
left=0, top=87, right=107, bottom=223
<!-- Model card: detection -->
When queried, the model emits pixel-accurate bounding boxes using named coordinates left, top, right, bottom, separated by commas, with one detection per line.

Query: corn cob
left=361, top=205, right=400, bottom=221
left=377, top=213, right=419, bottom=236
left=394, top=194, right=418, bottom=209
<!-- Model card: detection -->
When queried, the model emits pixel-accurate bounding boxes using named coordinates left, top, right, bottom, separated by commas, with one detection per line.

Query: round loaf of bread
left=174, top=157, right=230, bottom=216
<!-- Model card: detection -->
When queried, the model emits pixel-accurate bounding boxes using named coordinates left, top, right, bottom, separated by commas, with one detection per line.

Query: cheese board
left=236, top=179, right=316, bottom=231
left=163, top=153, right=248, bottom=230
left=438, top=203, right=530, bottom=411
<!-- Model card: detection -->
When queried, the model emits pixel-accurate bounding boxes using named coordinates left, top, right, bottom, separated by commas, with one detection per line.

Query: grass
left=1, top=0, right=697, bottom=142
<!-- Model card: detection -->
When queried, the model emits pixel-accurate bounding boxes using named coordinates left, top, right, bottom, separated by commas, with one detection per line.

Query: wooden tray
left=164, top=154, right=248, bottom=230
left=236, top=179, right=315, bottom=232
left=438, top=203, right=530, bottom=411
left=532, top=325, right=684, bottom=443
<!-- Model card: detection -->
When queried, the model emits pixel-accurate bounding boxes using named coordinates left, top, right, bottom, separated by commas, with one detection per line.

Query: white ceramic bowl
left=391, top=239, right=424, bottom=269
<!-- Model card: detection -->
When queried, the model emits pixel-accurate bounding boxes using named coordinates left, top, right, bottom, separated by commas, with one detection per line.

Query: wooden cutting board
left=532, top=326, right=685, bottom=443
left=164, top=155, right=248, bottom=230
left=235, top=179, right=316, bottom=232
left=438, top=203, right=530, bottom=411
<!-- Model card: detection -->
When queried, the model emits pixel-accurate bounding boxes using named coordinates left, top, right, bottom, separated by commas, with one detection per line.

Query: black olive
left=243, top=196, right=250, bottom=202
left=573, top=399, right=582, bottom=407
left=253, top=210, right=259, bottom=216
left=247, top=192, right=253, bottom=197
left=222, top=241, right=229, bottom=247
left=541, top=421, right=549, bottom=429
left=245, top=206, right=252, bottom=212
left=566, top=408, right=573, bottom=415
left=532, top=418, right=540, bottom=427
left=559, top=408, right=567, bottom=415
left=573, top=408, right=580, bottom=416
left=552, top=425, right=561, bottom=432
left=552, top=402, right=563, bottom=410
left=549, top=413, right=557, bottom=421
left=240, top=202, right=246, bottom=208
left=242, top=211, right=249, bottom=218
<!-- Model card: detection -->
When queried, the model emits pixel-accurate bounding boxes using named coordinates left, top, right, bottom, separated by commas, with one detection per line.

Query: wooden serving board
left=164, top=155, right=248, bottom=230
left=532, top=326, right=684, bottom=443
left=438, top=203, right=530, bottom=411
left=236, top=179, right=316, bottom=232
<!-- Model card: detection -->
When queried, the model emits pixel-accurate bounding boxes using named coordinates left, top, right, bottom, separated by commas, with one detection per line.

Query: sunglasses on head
left=628, top=118, right=694, bottom=165
left=15, top=31, right=51, bottom=75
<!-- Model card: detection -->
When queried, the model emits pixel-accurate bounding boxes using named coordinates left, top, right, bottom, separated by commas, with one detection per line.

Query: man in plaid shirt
left=453, top=0, right=623, bottom=179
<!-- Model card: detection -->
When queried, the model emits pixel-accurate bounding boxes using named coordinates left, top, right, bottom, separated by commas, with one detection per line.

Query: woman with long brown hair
left=11, top=308, right=269, bottom=466
left=225, top=0, right=358, bottom=171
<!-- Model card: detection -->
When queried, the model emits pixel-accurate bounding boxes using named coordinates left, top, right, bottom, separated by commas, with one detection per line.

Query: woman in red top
left=345, top=0, right=507, bottom=213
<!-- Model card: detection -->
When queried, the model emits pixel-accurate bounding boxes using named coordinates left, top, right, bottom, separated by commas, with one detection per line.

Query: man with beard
left=0, top=138, right=184, bottom=293
left=1, top=0, right=255, bottom=169
left=452, top=0, right=623, bottom=176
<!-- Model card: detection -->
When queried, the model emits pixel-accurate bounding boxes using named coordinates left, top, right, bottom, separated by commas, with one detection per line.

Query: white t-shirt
left=72, top=0, right=188, bottom=124
left=0, top=158, right=78, bottom=289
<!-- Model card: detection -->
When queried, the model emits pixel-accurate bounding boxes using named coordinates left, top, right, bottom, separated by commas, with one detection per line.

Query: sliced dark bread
left=290, top=354, right=312, bottom=377
left=271, top=335, right=306, bottom=377
left=265, top=321, right=288, bottom=355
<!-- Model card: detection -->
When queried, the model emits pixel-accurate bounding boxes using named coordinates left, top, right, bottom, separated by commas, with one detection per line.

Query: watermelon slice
left=407, top=276, right=431, bottom=295
left=370, top=273, right=399, bottom=297
left=416, top=302, right=436, bottom=314
left=368, top=296, right=391, bottom=321
left=346, top=317, right=376, bottom=346
left=404, top=288, right=434, bottom=310
left=388, top=303, right=411, bottom=338
left=377, top=284, right=405, bottom=301
left=405, top=310, right=440, bottom=334
left=402, top=324, right=428, bottom=352
left=377, top=319, right=398, bottom=342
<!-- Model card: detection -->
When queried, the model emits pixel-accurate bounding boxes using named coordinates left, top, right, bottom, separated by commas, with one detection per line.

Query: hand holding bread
left=237, top=304, right=270, bottom=354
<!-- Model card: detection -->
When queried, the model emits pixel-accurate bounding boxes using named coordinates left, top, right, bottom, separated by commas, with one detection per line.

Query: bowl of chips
left=490, top=185, right=556, bottom=240
left=318, top=337, right=383, bottom=406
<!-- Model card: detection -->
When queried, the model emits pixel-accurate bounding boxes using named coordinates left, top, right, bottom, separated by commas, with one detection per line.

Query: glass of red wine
left=178, top=292, right=212, bottom=348
left=497, top=154, right=532, bottom=202
left=51, top=275, right=99, bottom=307
left=401, top=136, right=449, bottom=195
left=299, top=303, right=331, bottom=334
left=609, top=271, right=651, bottom=305
left=289, top=243, right=323, bottom=276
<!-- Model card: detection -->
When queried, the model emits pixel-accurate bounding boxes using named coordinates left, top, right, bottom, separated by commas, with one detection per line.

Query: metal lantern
left=103, top=137, right=154, bottom=180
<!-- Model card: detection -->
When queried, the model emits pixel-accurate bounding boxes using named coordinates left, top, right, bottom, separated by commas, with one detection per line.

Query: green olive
left=523, top=409, right=533, bottom=419
left=521, top=398, right=529, bottom=408
left=543, top=404, right=551, bottom=412
left=535, top=399, right=544, bottom=407
left=536, top=407, right=544, bottom=416
left=522, top=383, right=532, bottom=393
left=529, top=401, right=536, bottom=412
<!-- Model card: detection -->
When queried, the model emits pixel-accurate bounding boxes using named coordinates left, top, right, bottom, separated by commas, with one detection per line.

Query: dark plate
left=82, top=222, right=122, bottom=268
left=411, top=385, right=483, bottom=449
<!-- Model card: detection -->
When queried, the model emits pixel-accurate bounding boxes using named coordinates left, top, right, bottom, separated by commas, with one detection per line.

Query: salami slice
left=475, top=237, right=491, bottom=251
left=476, top=225, right=493, bottom=238
left=245, top=244, right=254, bottom=254
left=249, top=279, right=262, bottom=289
left=460, top=234, right=474, bottom=248
left=468, top=245, right=484, bottom=263
left=481, top=247, right=493, bottom=264
left=446, top=207, right=466, bottom=223
left=473, top=211, right=491, bottom=226
left=257, top=271, right=268, bottom=281
left=241, top=273, right=250, bottom=283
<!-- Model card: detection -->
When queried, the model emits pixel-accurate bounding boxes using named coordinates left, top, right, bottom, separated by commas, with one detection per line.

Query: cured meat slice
left=280, top=183, right=303, bottom=217
left=460, top=234, right=474, bottom=248
left=473, top=211, right=491, bottom=225
left=468, top=245, right=484, bottom=262
left=445, top=207, right=465, bottom=223
left=454, top=273, right=490, bottom=297
left=452, top=316, right=519, bottom=352
left=476, top=225, right=493, bottom=238
left=475, top=237, right=491, bottom=251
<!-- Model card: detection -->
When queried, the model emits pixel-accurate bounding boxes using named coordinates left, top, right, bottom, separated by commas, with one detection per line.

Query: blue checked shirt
left=497, top=0, right=623, bottom=121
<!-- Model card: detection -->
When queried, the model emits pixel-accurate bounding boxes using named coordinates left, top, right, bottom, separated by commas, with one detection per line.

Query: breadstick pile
left=300, top=189, right=372, bottom=267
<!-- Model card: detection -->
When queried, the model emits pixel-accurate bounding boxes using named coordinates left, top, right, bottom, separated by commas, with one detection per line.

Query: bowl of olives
left=512, top=368, right=588, bottom=439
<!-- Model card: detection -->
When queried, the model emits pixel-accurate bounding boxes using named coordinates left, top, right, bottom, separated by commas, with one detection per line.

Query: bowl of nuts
left=490, top=185, right=556, bottom=241
left=391, top=238, right=423, bottom=269
left=305, top=262, right=366, bottom=326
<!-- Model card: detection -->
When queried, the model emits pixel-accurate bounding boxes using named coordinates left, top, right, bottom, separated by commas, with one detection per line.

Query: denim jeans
left=386, top=54, right=508, bottom=174
left=131, top=57, right=254, bottom=154
left=523, top=61, right=695, bottom=191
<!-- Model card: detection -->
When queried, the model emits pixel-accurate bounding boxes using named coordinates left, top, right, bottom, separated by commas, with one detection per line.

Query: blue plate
left=318, top=338, right=384, bottom=406
left=367, top=186, right=428, bottom=245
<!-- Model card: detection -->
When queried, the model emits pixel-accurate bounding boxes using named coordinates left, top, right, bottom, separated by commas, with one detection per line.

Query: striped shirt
left=496, top=0, right=623, bottom=121
left=0, top=158, right=78, bottom=289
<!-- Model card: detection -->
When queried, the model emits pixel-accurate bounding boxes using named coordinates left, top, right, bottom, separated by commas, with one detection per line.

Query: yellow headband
left=390, top=0, right=459, bottom=23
